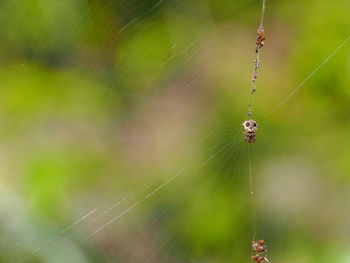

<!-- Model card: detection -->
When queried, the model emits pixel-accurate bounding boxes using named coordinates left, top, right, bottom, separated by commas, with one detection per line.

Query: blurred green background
left=0, top=0, right=350, bottom=262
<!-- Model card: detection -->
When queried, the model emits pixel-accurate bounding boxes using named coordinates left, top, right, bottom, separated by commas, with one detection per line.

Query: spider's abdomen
left=244, top=132, right=256, bottom=143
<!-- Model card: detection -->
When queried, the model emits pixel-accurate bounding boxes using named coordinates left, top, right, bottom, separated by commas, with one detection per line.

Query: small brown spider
left=242, top=119, right=258, bottom=143
left=256, top=28, right=265, bottom=52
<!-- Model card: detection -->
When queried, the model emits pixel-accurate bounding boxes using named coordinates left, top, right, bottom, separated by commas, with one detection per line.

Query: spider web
left=0, top=0, right=350, bottom=262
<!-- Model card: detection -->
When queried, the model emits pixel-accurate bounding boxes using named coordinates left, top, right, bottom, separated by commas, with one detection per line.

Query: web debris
left=247, top=0, right=266, bottom=119
left=251, top=240, right=269, bottom=263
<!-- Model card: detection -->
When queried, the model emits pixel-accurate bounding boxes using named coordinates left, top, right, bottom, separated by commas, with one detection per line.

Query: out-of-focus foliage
left=0, top=0, right=350, bottom=262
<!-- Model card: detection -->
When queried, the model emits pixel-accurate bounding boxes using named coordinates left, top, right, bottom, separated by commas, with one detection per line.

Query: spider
left=242, top=119, right=258, bottom=143
left=256, top=28, right=265, bottom=52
